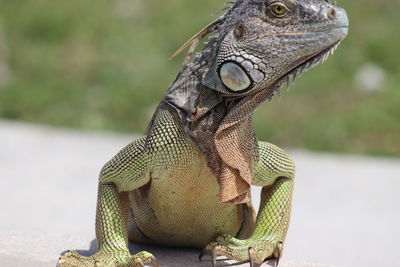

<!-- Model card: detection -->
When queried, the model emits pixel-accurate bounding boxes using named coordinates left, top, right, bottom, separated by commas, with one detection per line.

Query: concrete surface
left=0, top=119, right=399, bottom=267
left=0, top=232, right=335, bottom=267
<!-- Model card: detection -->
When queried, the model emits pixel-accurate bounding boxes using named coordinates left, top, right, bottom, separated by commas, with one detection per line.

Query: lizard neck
left=164, top=29, right=227, bottom=129
left=161, top=25, right=268, bottom=204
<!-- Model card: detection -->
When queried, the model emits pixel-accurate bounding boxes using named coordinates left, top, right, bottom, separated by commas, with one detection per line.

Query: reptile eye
left=269, top=2, right=289, bottom=17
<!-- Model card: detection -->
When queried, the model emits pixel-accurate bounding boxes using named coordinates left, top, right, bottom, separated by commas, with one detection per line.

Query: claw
left=150, top=255, right=159, bottom=267
left=211, top=248, right=217, bottom=267
left=263, top=241, right=284, bottom=267
left=248, top=247, right=262, bottom=267
left=274, top=241, right=284, bottom=267
left=57, top=258, right=63, bottom=267
left=199, top=249, right=208, bottom=261
left=248, top=247, right=255, bottom=267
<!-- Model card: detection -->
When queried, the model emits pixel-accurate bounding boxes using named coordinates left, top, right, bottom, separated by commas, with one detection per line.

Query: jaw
left=278, top=40, right=341, bottom=87
left=264, top=26, right=348, bottom=96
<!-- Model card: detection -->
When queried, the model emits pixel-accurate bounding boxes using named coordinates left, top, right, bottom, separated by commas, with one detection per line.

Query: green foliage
left=0, top=0, right=399, bottom=156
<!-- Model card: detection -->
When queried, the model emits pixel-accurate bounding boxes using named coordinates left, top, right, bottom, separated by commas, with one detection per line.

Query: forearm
left=252, top=177, right=294, bottom=242
left=95, top=183, right=129, bottom=252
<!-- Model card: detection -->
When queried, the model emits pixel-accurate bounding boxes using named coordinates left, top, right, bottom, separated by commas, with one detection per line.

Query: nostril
left=328, top=8, right=336, bottom=19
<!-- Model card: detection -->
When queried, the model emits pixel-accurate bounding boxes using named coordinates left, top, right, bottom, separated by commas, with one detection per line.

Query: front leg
left=202, top=142, right=295, bottom=266
left=58, top=137, right=158, bottom=267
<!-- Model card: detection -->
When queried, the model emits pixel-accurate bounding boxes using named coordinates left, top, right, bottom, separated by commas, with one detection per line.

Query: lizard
left=58, top=0, right=348, bottom=266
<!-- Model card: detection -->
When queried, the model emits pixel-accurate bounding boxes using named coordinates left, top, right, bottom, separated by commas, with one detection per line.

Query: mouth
left=271, top=40, right=342, bottom=97
left=251, top=25, right=349, bottom=42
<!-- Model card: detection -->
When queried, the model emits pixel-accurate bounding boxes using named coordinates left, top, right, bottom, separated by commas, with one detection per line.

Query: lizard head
left=202, top=0, right=349, bottom=97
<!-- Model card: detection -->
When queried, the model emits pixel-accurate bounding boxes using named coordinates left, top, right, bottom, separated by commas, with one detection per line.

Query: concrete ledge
left=0, top=232, right=337, bottom=267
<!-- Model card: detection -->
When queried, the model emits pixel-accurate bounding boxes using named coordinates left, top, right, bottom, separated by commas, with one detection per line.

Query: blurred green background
left=0, top=0, right=399, bottom=156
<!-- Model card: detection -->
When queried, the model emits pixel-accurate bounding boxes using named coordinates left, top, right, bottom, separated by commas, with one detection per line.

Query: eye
left=268, top=2, right=289, bottom=17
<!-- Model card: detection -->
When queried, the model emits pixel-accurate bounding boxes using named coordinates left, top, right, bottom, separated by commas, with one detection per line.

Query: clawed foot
left=199, top=234, right=283, bottom=267
left=57, top=250, right=159, bottom=267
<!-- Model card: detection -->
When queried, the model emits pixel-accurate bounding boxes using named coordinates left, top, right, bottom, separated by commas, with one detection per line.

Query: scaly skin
left=59, top=105, right=295, bottom=266
left=59, top=0, right=348, bottom=266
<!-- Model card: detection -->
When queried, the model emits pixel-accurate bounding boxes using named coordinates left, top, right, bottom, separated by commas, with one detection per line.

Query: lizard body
left=58, top=0, right=348, bottom=266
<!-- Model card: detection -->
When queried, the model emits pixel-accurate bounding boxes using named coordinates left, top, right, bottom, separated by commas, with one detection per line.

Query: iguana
left=58, top=0, right=348, bottom=266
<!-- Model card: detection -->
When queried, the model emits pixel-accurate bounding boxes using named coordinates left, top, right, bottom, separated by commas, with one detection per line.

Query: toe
left=128, top=251, right=158, bottom=267
left=202, top=235, right=281, bottom=265
left=150, top=255, right=159, bottom=267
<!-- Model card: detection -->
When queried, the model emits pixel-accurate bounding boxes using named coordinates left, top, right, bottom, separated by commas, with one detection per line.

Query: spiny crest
left=223, top=0, right=245, bottom=16
left=170, top=0, right=245, bottom=62
left=324, top=0, right=337, bottom=6
left=270, top=41, right=341, bottom=101
left=169, top=19, right=222, bottom=60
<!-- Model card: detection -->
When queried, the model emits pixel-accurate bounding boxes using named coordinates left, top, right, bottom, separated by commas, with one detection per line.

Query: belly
left=128, top=150, right=244, bottom=248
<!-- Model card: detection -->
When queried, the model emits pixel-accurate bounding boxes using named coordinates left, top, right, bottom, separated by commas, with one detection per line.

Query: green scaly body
left=59, top=104, right=294, bottom=266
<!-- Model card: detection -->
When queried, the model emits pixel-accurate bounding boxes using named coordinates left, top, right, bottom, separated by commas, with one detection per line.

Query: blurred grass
left=0, top=0, right=399, bottom=156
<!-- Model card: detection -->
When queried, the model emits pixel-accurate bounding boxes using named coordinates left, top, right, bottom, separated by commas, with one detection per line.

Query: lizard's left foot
left=200, top=234, right=283, bottom=266
left=57, top=250, right=159, bottom=267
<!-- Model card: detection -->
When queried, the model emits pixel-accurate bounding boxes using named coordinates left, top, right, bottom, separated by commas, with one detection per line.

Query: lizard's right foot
left=57, top=250, right=159, bottom=267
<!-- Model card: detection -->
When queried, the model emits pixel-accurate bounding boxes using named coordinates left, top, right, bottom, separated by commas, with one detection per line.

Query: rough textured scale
left=58, top=0, right=348, bottom=266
